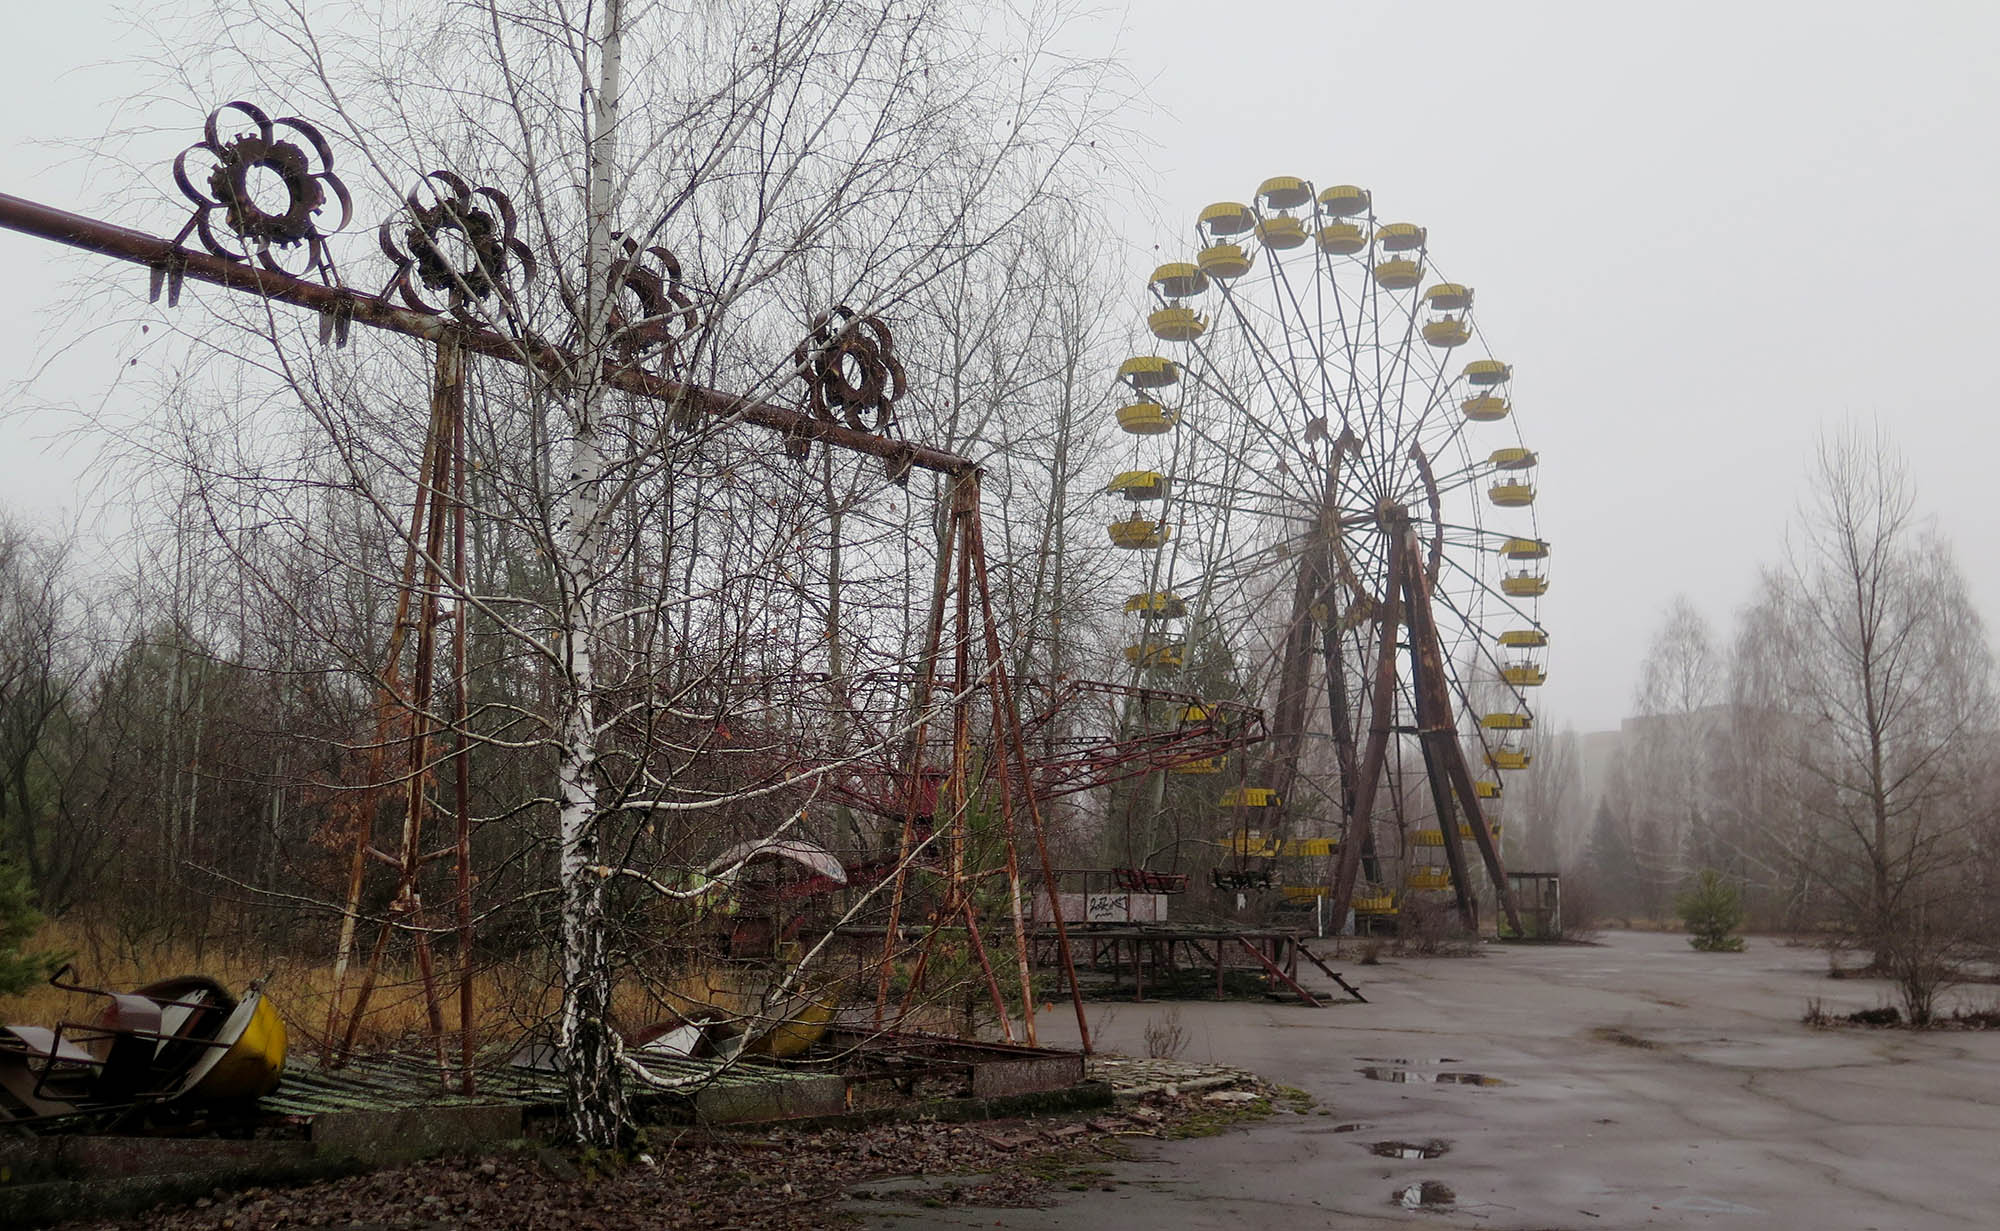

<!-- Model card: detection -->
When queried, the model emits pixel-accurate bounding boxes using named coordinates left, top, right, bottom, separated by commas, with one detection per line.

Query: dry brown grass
left=0, top=920, right=768, bottom=1058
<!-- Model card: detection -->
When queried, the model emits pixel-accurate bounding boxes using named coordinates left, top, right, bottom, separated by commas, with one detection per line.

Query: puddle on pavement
left=1357, top=1067, right=1510, bottom=1087
left=1357, top=1057, right=1460, bottom=1065
left=1328, top=1122, right=1371, bottom=1133
left=1369, top=1139, right=1450, bottom=1160
left=1395, top=1180, right=1456, bottom=1211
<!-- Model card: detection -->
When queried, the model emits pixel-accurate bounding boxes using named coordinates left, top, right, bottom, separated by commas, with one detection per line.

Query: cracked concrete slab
left=855, top=930, right=2000, bottom=1229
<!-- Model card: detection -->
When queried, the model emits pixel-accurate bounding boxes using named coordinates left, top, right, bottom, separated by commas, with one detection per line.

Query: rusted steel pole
left=447, top=338, right=477, bottom=1093
left=871, top=486, right=961, bottom=1027
left=0, top=191, right=979, bottom=477
left=964, top=500, right=1091, bottom=1054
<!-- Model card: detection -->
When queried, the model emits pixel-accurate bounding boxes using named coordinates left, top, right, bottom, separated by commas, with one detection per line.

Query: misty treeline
left=0, top=0, right=1156, bottom=1139
left=1515, top=425, right=2000, bottom=965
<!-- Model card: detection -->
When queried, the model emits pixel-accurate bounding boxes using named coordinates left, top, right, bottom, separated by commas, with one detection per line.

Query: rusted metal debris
left=0, top=966, right=287, bottom=1125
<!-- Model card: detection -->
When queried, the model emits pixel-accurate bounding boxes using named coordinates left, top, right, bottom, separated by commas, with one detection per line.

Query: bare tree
left=1622, top=596, right=1722, bottom=898
left=1737, top=423, right=1995, bottom=964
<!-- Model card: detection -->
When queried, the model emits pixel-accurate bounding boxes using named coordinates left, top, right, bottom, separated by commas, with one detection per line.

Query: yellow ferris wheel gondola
left=1107, top=470, right=1171, bottom=501
left=1117, top=401, right=1179, bottom=435
left=1117, top=355, right=1180, bottom=390
left=1371, top=222, right=1426, bottom=289
left=1124, top=591, right=1186, bottom=619
left=1108, top=516, right=1170, bottom=549
left=1420, top=282, right=1472, bottom=348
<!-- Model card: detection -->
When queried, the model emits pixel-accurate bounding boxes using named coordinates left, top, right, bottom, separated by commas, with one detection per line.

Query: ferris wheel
left=1102, top=176, right=1548, bottom=932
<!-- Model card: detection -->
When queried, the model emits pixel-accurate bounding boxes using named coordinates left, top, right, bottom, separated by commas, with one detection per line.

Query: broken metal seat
left=0, top=966, right=287, bottom=1124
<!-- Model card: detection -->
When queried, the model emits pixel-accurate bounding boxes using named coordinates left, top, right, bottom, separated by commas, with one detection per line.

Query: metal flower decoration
left=378, top=172, right=535, bottom=323
left=793, top=307, right=906, bottom=433
left=606, top=237, right=698, bottom=363
left=173, top=101, right=352, bottom=282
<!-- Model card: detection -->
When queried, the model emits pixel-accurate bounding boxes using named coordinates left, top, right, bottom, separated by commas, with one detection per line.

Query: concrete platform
left=866, top=929, right=2000, bottom=1229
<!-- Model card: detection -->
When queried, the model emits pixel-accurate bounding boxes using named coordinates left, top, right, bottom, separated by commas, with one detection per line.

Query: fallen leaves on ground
left=58, top=1083, right=1278, bottom=1231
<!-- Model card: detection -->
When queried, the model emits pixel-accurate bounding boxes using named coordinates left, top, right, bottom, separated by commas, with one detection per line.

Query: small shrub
left=1143, top=1007, right=1189, bottom=1059
left=1675, top=869, right=1746, bottom=952
left=0, top=859, right=57, bottom=999
left=1357, top=940, right=1383, bottom=966
left=1801, top=997, right=1829, bottom=1027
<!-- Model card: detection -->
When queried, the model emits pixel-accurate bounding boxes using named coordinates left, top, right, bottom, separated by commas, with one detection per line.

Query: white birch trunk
left=556, top=0, right=628, bottom=1148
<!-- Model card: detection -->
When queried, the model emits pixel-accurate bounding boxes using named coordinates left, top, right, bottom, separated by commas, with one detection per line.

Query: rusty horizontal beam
left=0, top=190, right=978, bottom=477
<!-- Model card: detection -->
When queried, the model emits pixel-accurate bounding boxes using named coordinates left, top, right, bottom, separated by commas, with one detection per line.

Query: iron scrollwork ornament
left=793, top=307, right=906, bottom=433
left=173, top=102, right=353, bottom=283
left=606, top=237, right=698, bottom=363
left=379, top=172, right=535, bottom=324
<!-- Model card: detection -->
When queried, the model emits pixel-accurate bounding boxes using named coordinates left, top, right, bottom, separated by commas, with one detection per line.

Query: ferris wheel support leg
left=1399, top=537, right=1526, bottom=937
left=1415, top=730, right=1480, bottom=931
left=1263, top=548, right=1325, bottom=829
left=1327, top=536, right=1406, bottom=922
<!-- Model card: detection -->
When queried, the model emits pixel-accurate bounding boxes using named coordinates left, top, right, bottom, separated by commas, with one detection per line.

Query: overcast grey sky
left=3, top=2, right=1998, bottom=733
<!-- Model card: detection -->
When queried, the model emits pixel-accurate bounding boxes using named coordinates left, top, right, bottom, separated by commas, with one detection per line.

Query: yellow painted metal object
left=1198, top=201, right=1257, bottom=236
left=1117, top=402, right=1179, bottom=435
left=1227, top=829, right=1277, bottom=856
left=1281, top=885, right=1326, bottom=903
left=1482, top=712, right=1533, bottom=731
left=1108, top=516, right=1170, bottom=549
left=1117, top=355, right=1180, bottom=389
left=1489, top=480, right=1535, bottom=507
left=1220, top=786, right=1279, bottom=808
left=1489, top=447, right=1537, bottom=471
left=1255, top=216, right=1308, bottom=250
left=1317, top=184, right=1371, bottom=216
left=1464, top=359, right=1512, bottom=386
left=1316, top=222, right=1367, bottom=255
left=1258, top=175, right=1315, bottom=210
left=1462, top=394, right=1510, bottom=421
left=1124, top=641, right=1186, bottom=668
left=1422, top=320, right=1471, bottom=348
left=1374, top=222, right=1426, bottom=252
left=1474, top=778, right=1502, bottom=798
left=1501, top=662, right=1546, bottom=687
left=1220, top=835, right=1342, bottom=858
left=1372, top=257, right=1423, bottom=289
left=1172, top=756, right=1223, bottom=775
left=1107, top=470, right=1170, bottom=500
left=1409, top=828, right=1445, bottom=847
left=188, top=990, right=287, bottom=1100
left=1353, top=893, right=1398, bottom=915
left=1148, top=305, right=1206, bottom=342
left=1149, top=262, right=1209, bottom=299
left=1486, top=747, right=1531, bottom=771
left=1406, top=867, right=1452, bottom=891
left=1197, top=243, right=1254, bottom=280
left=1181, top=703, right=1210, bottom=722
left=1502, top=572, right=1549, bottom=597
left=1498, top=628, right=1547, bottom=649
left=1501, top=537, right=1549, bottom=560
left=1124, top=591, right=1186, bottom=619
left=743, top=993, right=838, bottom=1059
left=1423, top=283, right=1472, bottom=310
left=1459, top=822, right=1503, bottom=840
